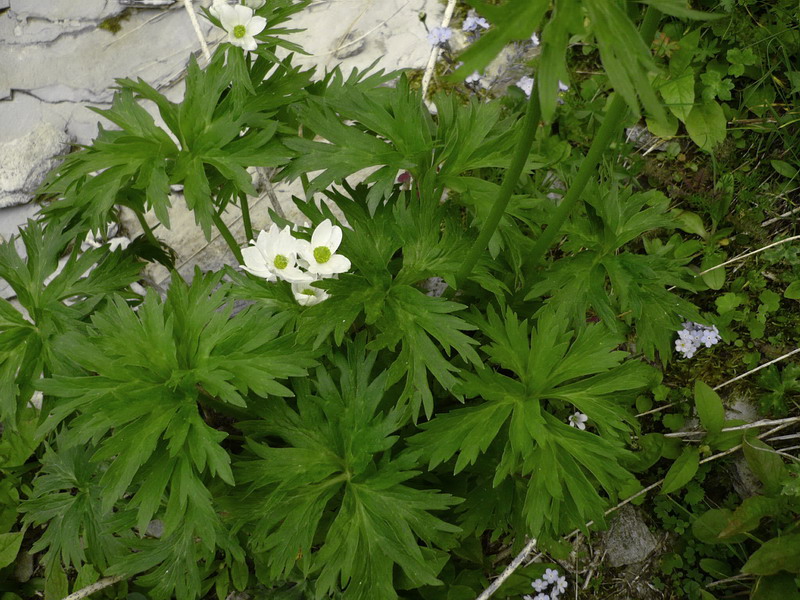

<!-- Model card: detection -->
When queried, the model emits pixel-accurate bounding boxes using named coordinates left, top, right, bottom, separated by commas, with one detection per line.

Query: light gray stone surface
left=0, top=122, right=71, bottom=207
left=1, top=0, right=444, bottom=289
left=602, top=505, right=658, bottom=567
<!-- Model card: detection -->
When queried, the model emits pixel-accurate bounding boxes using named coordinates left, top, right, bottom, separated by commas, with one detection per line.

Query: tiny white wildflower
left=517, top=75, right=534, bottom=98
left=427, top=26, right=452, bottom=47
left=217, top=3, right=267, bottom=52
left=291, top=281, right=329, bottom=306
left=530, top=32, right=540, bottom=47
left=543, top=568, right=560, bottom=584
left=558, top=80, right=569, bottom=92
left=568, top=412, right=588, bottom=430
left=554, top=576, right=568, bottom=594
left=241, top=224, right=312, bottom=283
left=462, top=15, right=489, bottom=32
left=297, top=219, right=351, bottom=277
left=531, top=578, right=549, bottom=592
left=533, top=594, right=550, bottom=600
left=675, top=321, right=721, bottom=358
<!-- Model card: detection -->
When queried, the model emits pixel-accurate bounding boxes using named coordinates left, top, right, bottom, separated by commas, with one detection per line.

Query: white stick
left=421, top=0, right=457, bottom=104
left=664, top=416, right=800, bottom=438
left=183, top=0, right=212, bottom=61
left=60, top=576, right=126, bottom=600
left=475, top=538, right=538, bottom=600
left=714, top=347, right=800, bottom=391
left=636, top=347, right=800, bottom=417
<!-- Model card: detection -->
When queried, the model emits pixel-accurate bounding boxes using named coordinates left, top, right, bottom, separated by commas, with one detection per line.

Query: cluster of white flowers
left=210, top=0, right=267, bottom=51
left=568, top=412, right=588, bottom=430
left=675, top=321, right=722, bottom=358
left=462, top=13, right=490, bottom=33
left=240, top=219, right=351, bottom=306
left=465, top=70, right=483, bottom=86
left=524, top=568, right=568, bottom=600
left=427, top=26, right=453, bottom=47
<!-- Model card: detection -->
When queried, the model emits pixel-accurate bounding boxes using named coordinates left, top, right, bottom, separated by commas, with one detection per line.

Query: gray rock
left=9, top=0, right=123, bottom=22
left=120, top=0, right=176, bottom=6
left=602, top=505, right=658, bottom=567
left=0, top=122, right=71, bottom=208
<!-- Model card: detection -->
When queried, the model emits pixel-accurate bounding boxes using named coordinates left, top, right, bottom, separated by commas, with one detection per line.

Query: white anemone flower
left=217, top=3, right=266, bottom=52
left=298, top=219, right=351, bottom=277
left=568, top=412, right=588, bottom=430
left=241, top=224, right=312, bottom=283
left=291, top=281, right=329, bottom=306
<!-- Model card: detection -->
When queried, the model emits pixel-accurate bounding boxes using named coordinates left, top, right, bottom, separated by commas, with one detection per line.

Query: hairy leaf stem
left=452, top=78, right=543, bottom=291
left=524, top=6, right=662, bottom=280
left=211, top=210, right=244, bottom=264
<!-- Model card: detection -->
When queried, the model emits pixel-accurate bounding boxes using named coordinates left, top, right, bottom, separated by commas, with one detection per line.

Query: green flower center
left=273, top=254, right=289, bottom=270
left=313, top=246, right=331, bottom=264
left=233, top=24, right=247, bottom=38
left=301, top=288, right=315, bottom=296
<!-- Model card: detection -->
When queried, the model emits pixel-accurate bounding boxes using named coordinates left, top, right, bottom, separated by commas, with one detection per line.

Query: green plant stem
left=135, top=211, right=161, bottom=248
left=240, top=193, right=254, bottom=242
left=452, top=78, right=542, bottom=291
left=211, top=210, right=244, bottom=264
left=523, top=6, right=661, bottom=281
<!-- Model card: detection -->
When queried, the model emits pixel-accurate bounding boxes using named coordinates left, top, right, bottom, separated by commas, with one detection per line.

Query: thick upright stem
left=524, top=6, right=662, bottom=279
left=135, top=211, right=161, bottom=248
left=453, top=78, right=542, bottom=290
left=240, top=193, right=254, bottom=242
left=211, top=210, right=244, bottom=264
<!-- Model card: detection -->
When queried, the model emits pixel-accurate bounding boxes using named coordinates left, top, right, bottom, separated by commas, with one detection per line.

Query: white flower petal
left=312, top=219, right=334, bottom=248
left=218, top=4, right=240, bottom=29
left=232, top=3, right=254, bottom=21
left=247, top=15, right=267, bottom=36
left=311, top=253, right=350, bottom=275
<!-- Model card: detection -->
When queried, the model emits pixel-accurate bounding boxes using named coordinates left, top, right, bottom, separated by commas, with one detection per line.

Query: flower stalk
left=211, top=209, right=244, bottom=264
left=452, top=75, right=542, bottom=291
left=524, top=6, right=662, bottom=280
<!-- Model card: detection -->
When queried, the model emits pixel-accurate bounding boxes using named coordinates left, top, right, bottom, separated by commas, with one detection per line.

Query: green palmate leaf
left=34, top=271, right=313, bottom=600
left=20, top=441, right=132, bottom=574
left=288, top=185, right=480, bottom=420
left=233, top=341, right=460, bottom=599
left=526, top=188, right=702, bottom=361
left=694, top=381, right=725, bottom=435
left=411, top=306, right=651, bottom=541
left=742, top=535, right=800, bottom=576
left=0, top=221, right=143, bottom=427
left=684, top=100, right=727, bottom=151
left=283, top=76, right=520, bottom=211
left=661, top=447, right=699, bottom=494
